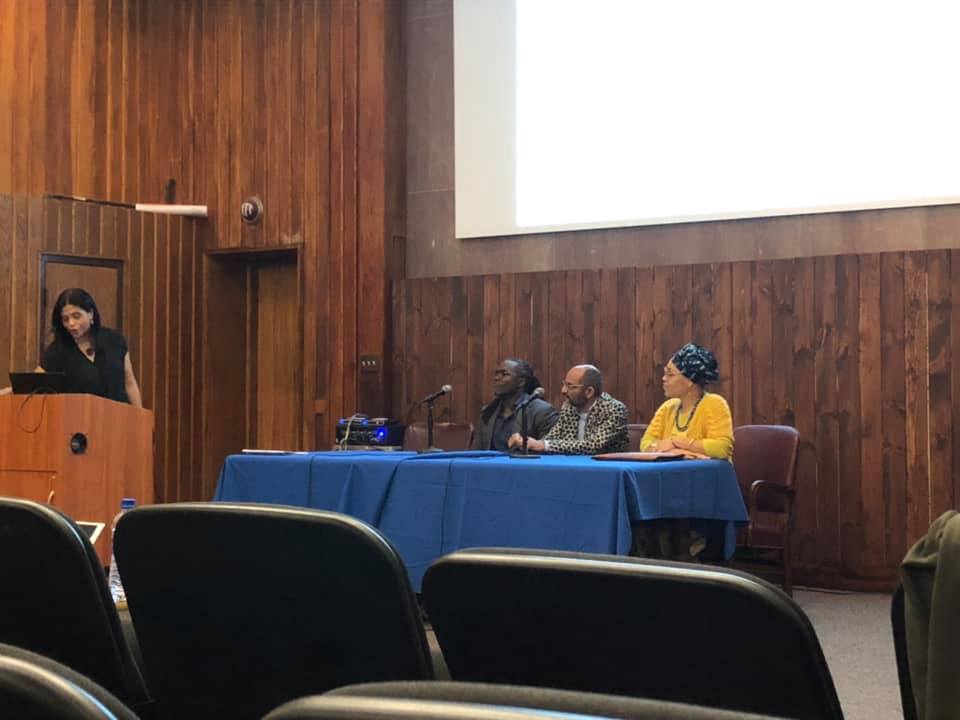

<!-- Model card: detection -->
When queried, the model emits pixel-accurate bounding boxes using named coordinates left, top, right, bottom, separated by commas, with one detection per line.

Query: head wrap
left=672, top=343, right=719, bottom=387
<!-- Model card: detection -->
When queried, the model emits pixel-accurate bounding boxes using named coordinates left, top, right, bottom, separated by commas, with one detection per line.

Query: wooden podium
left=0, top=394, right=154, bottom=565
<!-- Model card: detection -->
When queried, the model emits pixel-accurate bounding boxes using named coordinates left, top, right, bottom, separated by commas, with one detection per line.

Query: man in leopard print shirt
left=509, top=364, right=628, bottom=454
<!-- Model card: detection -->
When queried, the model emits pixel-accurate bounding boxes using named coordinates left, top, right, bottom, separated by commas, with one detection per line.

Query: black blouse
left=40, top=327, right=131, bottom=403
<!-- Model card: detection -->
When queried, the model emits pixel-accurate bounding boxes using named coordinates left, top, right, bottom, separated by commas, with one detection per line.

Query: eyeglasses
left=561, top=380, right=585, bottom=389
left=662, top=370, right=682, bottom=378
left=493, top=369, right=517, bottom=378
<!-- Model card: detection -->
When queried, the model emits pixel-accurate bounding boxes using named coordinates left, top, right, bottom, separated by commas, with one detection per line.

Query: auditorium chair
left=402, top=421, right=473, bottom=451
left=0, top=642, right=140, bottom=720
left=422, top=548, right=842, bottom=720
left=731, top=424, right=800, bottom=594
left=0, top=498, right=152, bottom=713
left=261, top=681, right=788, bottom=719
left=114, top=503, right=433, bottom=720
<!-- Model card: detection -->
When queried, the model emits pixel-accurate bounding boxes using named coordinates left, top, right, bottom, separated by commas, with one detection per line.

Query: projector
left=335, top=416, right=405, bottom=447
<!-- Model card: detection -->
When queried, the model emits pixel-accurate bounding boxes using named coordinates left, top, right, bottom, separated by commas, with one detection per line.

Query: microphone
left=514, top=386, right=545, bottom=410
left=420, top=384, right=452, bottom=403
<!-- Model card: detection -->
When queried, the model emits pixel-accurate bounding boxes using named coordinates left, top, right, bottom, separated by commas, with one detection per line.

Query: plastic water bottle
left=107, top=497, right=137, bottom=605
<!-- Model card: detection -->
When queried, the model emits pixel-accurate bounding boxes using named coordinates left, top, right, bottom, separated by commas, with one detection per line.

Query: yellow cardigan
left=640, top=392, right=734, bottom=460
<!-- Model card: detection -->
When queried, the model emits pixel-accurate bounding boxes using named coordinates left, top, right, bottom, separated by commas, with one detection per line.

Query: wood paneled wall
left=393, top=243, right=960, bottom=589
left=0, top=194, right=202, bottom=504
left=402, top=0, right=960, bottom=588
left=0, top=0, right=404, bottom=493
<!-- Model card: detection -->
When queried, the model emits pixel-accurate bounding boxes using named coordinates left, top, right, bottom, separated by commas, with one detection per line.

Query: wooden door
left=253, top=257, right=301, bottom=450
left=202, top=249, right=303, bottom=491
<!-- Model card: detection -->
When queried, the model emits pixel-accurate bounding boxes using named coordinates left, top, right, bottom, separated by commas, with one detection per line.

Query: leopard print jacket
left=543, top=392, right=629, bottom=455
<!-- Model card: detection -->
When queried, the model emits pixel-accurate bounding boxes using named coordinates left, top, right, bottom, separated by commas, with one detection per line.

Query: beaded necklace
left=674, top=392, right=704, bottom=432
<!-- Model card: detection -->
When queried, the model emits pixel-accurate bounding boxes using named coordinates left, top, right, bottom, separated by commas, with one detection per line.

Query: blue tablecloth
left=214, top=451, right=748, bottom=590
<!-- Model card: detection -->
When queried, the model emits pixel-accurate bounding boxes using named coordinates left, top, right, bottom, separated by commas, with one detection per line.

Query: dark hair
left=580, top=365, right=603, bottom=394
left=504, top=357, right=542, bottom=395
left=51, top=288, right=101, bottom=344
left=672, top=343, right=719, bottom=387
left=482, top=358, right=542, bottom=420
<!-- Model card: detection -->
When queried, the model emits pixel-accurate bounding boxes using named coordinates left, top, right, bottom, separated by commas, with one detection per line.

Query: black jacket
left=470, top=392, right=559, bottom=451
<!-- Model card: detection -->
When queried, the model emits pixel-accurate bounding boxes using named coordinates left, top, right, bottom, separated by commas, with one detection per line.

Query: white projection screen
left=454, top=0, right=960, bottom=239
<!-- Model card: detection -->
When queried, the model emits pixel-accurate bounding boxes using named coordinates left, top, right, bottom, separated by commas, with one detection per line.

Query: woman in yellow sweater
left=640, top=343, right=733, bottom=460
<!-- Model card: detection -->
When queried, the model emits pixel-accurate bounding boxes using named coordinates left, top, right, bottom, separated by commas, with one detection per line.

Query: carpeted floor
left=794, top=589, right=903, bottom=720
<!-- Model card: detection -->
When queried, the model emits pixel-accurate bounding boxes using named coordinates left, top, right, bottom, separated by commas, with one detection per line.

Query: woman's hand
left=653, top=438, right=679, bottom=452
left=656, top=436, right=705, bottom=455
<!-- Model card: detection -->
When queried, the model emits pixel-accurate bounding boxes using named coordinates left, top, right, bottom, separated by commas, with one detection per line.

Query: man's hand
left=508, top=433, right=545, bottom=452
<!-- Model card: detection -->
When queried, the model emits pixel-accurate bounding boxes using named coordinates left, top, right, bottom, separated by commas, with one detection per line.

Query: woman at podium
left=0, top=288, right=142, bottom=407
left=41, top=288, right=142, bottom=407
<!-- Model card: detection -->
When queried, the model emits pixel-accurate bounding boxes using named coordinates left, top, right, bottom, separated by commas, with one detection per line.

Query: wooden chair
left=626, top=424, right=648, bottom=451
left=732, top=425, right=800, bottom=595
left=403, top=422, right=473, bottom=452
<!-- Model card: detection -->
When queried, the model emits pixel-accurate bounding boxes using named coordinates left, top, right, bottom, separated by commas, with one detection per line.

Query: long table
left=214, top=451, right=748, bottom=590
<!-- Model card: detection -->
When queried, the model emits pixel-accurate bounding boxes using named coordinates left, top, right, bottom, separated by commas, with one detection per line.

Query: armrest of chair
left=748, top=479, right=795, bottom=514
left=745, top=480, right=796, bottom=548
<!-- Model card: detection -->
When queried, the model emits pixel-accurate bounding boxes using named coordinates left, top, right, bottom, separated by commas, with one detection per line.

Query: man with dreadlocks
left=470, top=358, right=559, bottom=451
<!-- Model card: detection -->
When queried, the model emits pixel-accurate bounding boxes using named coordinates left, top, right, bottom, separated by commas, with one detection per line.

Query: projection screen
left=454, top=0, right=960, bottom=239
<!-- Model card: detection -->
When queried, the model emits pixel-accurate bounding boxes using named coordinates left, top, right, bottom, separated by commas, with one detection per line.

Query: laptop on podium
left=8, top=371, right=68, bottom=394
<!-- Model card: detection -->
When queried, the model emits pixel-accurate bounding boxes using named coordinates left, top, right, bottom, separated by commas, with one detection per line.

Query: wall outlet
left=359, top=354, right=380, bottom=373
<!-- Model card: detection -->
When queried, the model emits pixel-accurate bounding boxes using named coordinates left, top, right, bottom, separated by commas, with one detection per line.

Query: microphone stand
left=420, top=399, right=444, bottom=454
left=510, top=395, right=540, bottom=460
